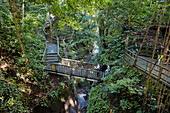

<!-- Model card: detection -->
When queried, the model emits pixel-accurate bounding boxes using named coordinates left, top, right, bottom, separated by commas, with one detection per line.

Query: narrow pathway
left=124, top=54, right=170, bottom=87
left=47, top=42, right=58, bottom=53
left=44, top=40, right=105, bottom=80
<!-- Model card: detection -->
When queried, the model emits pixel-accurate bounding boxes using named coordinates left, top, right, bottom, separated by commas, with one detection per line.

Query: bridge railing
left=43, top=29, right=58, bottom=44
left=124, top=47, right=170, bottom=87
left=44, top=63, right=105, bottom=80
left=41, top=28, right=104, bottom=80
left=41, top=34, right=48, bottom=63
left=61, top=58, right=95, bottom=70
left=127, top=46, right=158, bottom=58
left=46, top=36, right=58, bottom=44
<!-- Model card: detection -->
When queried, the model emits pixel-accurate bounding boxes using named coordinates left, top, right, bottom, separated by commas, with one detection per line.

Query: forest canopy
left=0, top=0, right=169, bottom=112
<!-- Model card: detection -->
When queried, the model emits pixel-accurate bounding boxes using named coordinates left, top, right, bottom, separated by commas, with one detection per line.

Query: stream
left=32, top=75, right=93, bottom=113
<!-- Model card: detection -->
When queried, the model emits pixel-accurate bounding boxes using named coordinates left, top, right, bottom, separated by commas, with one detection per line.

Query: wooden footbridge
left=41, top=35, right=105, bottom=81
left=124, top=46, right=170, bottom=87
left=41, top=30, right=169, bottom=86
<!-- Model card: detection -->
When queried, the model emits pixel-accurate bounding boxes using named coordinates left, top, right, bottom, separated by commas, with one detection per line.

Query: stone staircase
left=46, top=52, right=60, bottom=63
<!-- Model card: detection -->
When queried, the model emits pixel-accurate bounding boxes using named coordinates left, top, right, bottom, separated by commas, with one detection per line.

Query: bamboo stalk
left=50, top=20, right=53, bottom=37
left=22, top=0, right=25, bottom=22
left=163, top=17, right=170, bottom=44
left=8, top=0, right=25, bottom=56
left=48, top=12, right=53, bottom=38
left=157, top=38, right=169, bottom=110
left=156, top=32, right=169, bottom=92
left=13, top=0, right=23, bottom=33
left=150, top=25, right=169, bottom=113
left=142, top=0, right=164, bottom=110
left=156, top=34, right=170, bottom=91
left=63, top=38, right=68, bottom=58
left=158, top=57, right=170, bottom=113
left=155, top=24, right=169, bottom=91
left=160, top=87, right=170, bottom=113
left=132, top=0, right=161, bottom=66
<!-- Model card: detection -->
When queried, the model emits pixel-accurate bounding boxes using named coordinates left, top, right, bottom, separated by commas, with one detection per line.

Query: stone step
left=46, top=54, right=58, bottom=57
left=47, top=52, right=58, bottom=55
left=46, top=59, right=59, bottom=62
left=46, top=57, right=59, bottom=60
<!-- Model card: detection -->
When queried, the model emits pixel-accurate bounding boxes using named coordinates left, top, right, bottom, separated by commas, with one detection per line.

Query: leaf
left=137, top=110, right=142, bottom=113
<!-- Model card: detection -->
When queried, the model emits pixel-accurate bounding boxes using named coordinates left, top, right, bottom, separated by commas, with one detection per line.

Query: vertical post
left=96, top=71, right=99, bottom=79
left=72, top=76, right=80, bottom=113
left=22, top=0, right=25, bottom=22
left=0, top=0, right=1, bottom=23
left=85, top=70, right=88, bottom=80
left=103, top=72, right=105, bottom=78
left=52, top=64, right=55, bottom=70
left=55, top=65, right=57, bottom=73
left=69, top=67, right=72, bottom=81
left=81, top=69, right=83, bottom=77
left=146, top=61, right=148, bottom=72
left=57, top=37, right=59, bottom=54
left=49, top=13, right=53, bottom=38
left=45, top=37, right=48, bottom=63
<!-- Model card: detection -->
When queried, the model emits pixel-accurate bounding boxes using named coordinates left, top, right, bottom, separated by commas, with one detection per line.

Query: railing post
left=97, top=71, right=99, bottom=79
left=85, top=70, right=88, bottom=80
left=55, top=65, right=57, bottom=73
left=69, top=67, right=72, bottom=79
left=57, top=37, right=59, bottom=54
left=146, top=61, right=148, bottom=72
left=61, top=58, right=63, bottom=64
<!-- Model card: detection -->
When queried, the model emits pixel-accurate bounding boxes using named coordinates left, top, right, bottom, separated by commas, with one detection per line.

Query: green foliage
left=87, top=85, right=110, bottom=113
left=96, top=0, right=169, bottom=65
left=0, top=2, right=50, bottom=112
left=38, top=80, right=73, bottom=107
left=88, top=77, right=157, bottom=112
left=28, top=0, right=110, bottom=30
left=0, top=4, right=13, bottom=22
left=0, top=81, right=29, bottom=112
left=1, top=0, right=170, bottom=112
left=23, top=13, right=45, bottom=30
left=95, top=33, right=125, bottom=64
left=49, top=81, right=73, bottom=100
left=55, top=11, right=99, bottom=59
left=87, top=60, right=169, bottom=112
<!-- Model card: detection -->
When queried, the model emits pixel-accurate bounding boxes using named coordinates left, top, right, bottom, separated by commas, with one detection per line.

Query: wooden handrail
left=125, top=47, right=167, bottom=70
left=62, top=58, right=94, bottom=65
left=43, top=28, right=59, bottom=43
left=61, top=58, right=95, bottom=70
left=44, top=63, right=105, bottom=80
left=127, top=46, right=155, bottom=49
left=41, top=25, right=104, bottom=80
left=124, top=47, right=170, bottom=87
left=41, top=35, right=48, bottom=63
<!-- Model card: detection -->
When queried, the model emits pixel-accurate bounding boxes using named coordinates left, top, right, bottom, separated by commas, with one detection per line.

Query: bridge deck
left=47, top=42, right=59, bottom=53
left=42, top=35, right=169, bottom=86
left=124, top=48, right=170, bottom=87
left=42, top=39, right=104, bottom=80
left=45, top=63, right=104, bottom=80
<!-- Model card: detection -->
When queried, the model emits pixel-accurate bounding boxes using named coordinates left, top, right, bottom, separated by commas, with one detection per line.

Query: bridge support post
left=71, top=76, right=80, bottom=113
left=85, top=70, right=88, bottom=81
left=146, top=61, right=148, bottom=71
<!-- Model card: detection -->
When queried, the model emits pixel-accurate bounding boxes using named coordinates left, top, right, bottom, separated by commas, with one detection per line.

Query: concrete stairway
left=46, top=52, right=60, bottom=63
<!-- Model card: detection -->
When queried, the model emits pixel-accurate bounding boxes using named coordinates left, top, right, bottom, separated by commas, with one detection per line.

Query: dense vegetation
left=0, top=0, right=169, bottom=113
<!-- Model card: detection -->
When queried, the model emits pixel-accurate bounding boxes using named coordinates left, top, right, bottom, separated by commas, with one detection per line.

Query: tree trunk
left=132, top=0, right=161, bottom=66
left=22, top=0, right=25, bottom=23
left=62, top=38, right=68, bottom=58
left=142, top=0, right=165, bottom=109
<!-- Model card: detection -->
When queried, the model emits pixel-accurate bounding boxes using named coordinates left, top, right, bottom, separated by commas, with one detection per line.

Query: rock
left=69, top=107, right=76, bottom=113
left=78, top=94, right=88, bottom=110
left=32, top=106, right=50, bottom=113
